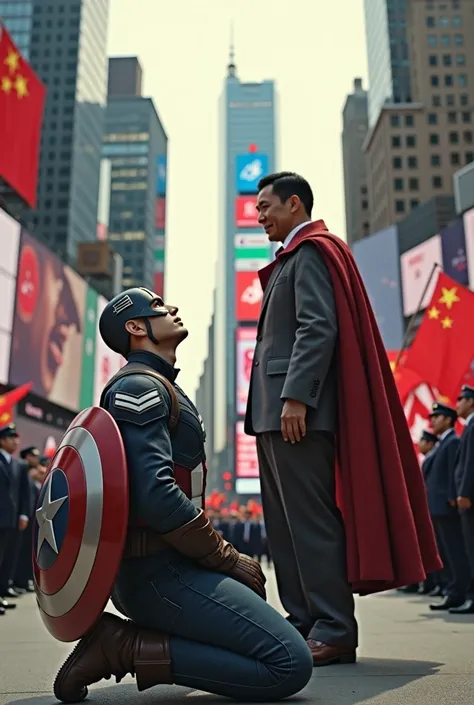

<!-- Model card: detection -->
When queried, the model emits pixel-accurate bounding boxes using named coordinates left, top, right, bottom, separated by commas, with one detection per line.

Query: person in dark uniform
left=453, top=384, right=474, bottom=614
left=0, top=423, right=30, bottom=614
left=54, top=288, right=312, bottom=703
left=426, top=403, right=470, bottom=611
left=14, top=446, right=43, bottom=593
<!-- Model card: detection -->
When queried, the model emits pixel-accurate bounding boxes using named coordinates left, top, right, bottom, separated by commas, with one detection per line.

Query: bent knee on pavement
left=256, top=631, right=313, bottom=700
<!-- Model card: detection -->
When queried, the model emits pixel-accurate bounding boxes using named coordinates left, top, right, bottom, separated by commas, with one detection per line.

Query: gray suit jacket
left=244, top=240, right=338, bottom=436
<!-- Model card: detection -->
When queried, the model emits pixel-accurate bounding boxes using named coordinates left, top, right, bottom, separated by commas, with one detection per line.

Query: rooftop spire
left=227, top=21, right=236, bottom=78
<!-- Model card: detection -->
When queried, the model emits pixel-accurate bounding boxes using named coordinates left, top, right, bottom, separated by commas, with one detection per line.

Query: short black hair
left=258, top=171, right=314, bottom=217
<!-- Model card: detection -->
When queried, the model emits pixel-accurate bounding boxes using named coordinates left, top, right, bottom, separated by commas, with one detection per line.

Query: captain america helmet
left=99, top=288, right=169, bottom=357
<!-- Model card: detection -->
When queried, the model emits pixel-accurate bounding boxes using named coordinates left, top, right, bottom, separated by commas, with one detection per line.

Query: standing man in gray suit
left=244, top=172, right=357, bottom=666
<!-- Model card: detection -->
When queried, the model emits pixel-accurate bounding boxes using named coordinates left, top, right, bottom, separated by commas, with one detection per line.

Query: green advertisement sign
left=79, top=286, right=98, bottom=409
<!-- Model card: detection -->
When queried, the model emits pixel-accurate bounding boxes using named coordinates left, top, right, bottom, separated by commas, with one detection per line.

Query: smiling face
left=256, top=185, right=304, bottom=242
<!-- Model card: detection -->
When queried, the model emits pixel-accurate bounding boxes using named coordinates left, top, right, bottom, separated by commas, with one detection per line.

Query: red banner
left=235, top=272, right=263, bottom=322
left=235, top=196, right=259, bottom=228
left=155, top=198, right=166, bottom=230
left=235, top=421, right=259, bottom=477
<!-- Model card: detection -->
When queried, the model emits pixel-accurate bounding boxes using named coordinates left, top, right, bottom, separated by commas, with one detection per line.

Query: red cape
left=258, top=221, right=442, bottom=595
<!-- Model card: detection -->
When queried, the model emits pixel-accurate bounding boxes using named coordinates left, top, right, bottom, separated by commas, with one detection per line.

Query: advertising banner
left=236, top=327, right=257, bottom=415
left=79, top=286, right=98, bottom=409
left=235, top=257, right=269, bottom=272
left=235, top=271, right=263, bottom=322
left=155, top=197, right=166, bottom=230
left=9, top=231, right=87, bottom=412
left=352, top=226, right=404, bottom=349
left=153, top=272, right=164, bottom=296
left=0, top=207, right=20, bottom=384
left=400, top=234, right=442, bottom=317
left=93, top=296, right=125, bottom=406
left=235, top=196, right=259, bottom=228
left=236, top=154, right=269, bottom=194
left=464, top=208, right=474, bottom=290
left=440, top=218, right=468, bottom=286
left=235, top=421, right=259, bottom=477
left=156, top=155, right=167, bottom=196
left=234, top=233, right=268, bottom=249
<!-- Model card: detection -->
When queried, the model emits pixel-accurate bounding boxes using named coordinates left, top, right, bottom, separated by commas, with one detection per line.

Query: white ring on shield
left=35, top=426, right=104, bottom=618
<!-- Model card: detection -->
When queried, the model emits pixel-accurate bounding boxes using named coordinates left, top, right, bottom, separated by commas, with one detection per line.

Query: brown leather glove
left=161, top=510, right=266, bottom=600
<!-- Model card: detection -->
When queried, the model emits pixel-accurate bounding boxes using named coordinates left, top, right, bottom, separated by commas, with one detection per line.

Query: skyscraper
left=211, top=47, right=276, bottom=497
left=103, top=58, right=168, bottom=292
left=364, top=0, right=412, bottom=127
left=342, top=78, right=370, bottom=246
left=0, top=0, right=109, bottom=263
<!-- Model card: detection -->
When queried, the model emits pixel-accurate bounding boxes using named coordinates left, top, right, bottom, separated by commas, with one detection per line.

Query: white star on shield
left=36, top=473, right=68, bottom=557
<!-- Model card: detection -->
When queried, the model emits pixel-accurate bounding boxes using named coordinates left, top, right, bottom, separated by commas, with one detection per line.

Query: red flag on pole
left=0, top=24, right=46, bottom=207
left=0, top=382, right=33, bottom=425
left=403, top=272, right=474, bottom=402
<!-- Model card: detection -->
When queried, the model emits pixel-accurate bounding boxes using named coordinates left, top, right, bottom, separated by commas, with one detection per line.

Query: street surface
left=1, top=568, right=473, bottom=705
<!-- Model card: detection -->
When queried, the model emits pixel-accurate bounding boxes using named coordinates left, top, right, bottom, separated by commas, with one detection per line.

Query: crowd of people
left=208, top=507, right=272, bottom=566
left=0, top=423, right=48, bottom=616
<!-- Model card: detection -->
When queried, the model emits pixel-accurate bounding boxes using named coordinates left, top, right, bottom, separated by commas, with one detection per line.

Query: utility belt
left=123, top=527, right=167, bottom=559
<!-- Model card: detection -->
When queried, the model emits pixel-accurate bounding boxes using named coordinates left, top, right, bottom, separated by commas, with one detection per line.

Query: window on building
left=463, top=131, right=473, bottom=144
left=394, top=178, right=404, bottom=191
left=462, top=112, right=472, bottom=123
left=443, top=54, right=452, bottom=66
left=429, top=133, right=440, bottom=145
left=454, top=34, right=464, bottom=46
left=408, top=156, right=418, bottom=168
left=409, top=178, right=419, bottom=190
left=439, top=16, right=450, bottom=27
left=445, top=74, right=454, bottom=86
left=452, top=15, right=462, bottom=27
left=405, top=114, right=414, bottom=127
left=446, top=94, right=455, bottom=106
left=460, top=94, right=469, bottom=106
left=362, top=200, right=368, bottom=210
left=428, top=113, right=438, bottom=125
left=450, top=152, right=461, bottom=165
left=441, top=34, right=451, bottom=47
left=426, top=16, right=435, bottom=27
left=406, top=135, right=416, bottom=147
left=431, top=75, right=440, bottom=86
left=395, top=200, right=405, bottom=213
left=432, top=176, right=443, bottom=188
left=391, top=115, right=400, bottom=127
left=410, top=199, right=420, bottom=210
left=448, top=112, right=457, bottom=123
left=456, top=54, right=466, bottom=66
left=392, top=136, right=401, bottom=148
left=427, top=34, right=437, bottom=47
left=449, top=131, right=459, bottom=143
left=432, top=95, right=441, bottom=107
left=459, top=73, right=468, bottom=87
left=466, top=152, right=474, bottom=164
left=429, top=54, right=438, bottom=66
left=431, top=154, right=441, bottom=166
left=393, top=157, right=402, bottom=169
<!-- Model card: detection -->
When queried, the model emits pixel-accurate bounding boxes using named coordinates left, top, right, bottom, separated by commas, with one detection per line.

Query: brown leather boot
left=53, top=613, right=173, bottom=703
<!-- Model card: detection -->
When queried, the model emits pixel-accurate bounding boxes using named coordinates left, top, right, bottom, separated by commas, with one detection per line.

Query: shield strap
left=99, top=363, right=180, bottom=429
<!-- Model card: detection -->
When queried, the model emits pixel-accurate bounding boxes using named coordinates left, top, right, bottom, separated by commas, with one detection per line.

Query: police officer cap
left=20, top=446, right=40, bottom=459
left=99, top=288, right=168, bottom=358
left=459, top=384, right=474, bottom=400
left=421, top=430, right=438, bottom=444
left=0, top=423, right=18, bottom=439
left=429, top=402, right=457, bottom=421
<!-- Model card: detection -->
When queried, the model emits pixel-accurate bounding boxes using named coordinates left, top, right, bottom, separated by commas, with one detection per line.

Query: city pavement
left=1, top=569, right=473, bottom=705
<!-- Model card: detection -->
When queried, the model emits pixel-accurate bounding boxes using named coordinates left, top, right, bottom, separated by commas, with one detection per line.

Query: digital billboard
left=9, top=231, right=87, bottom=411
left=235, top=421, right=259, bottom=478
left=235, top=271, right=263, bottom=322
left=93, top=296, right=125, bottom=406
left=400, top=234, right=442, bottom=317
left=352, top=226, right=404, bottom=349
left=236, top=154, right=269, bottom=194
left=156, top=155, right=167, bottom=196
left=464, top=208, right=474, bottom=290
left=236, top=327, right=257, bottom=415
left=440, top=218, right=468, bottom=286
left=79, top=286, right=98, bottom=409
left=235, top=196, right=259, bottom=228
left=0, top=208, right=20, bottom=384
left=234, top=233, right=270, bottom=272
left=155, top=198, right=166, bottom=230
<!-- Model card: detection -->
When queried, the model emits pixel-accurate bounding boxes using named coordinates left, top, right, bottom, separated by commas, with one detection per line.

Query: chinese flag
left=0, top=382, right=33, bottom=426
left=403, top=272, right=474, bottom=402
left=0, top=25, right=46, bottom=207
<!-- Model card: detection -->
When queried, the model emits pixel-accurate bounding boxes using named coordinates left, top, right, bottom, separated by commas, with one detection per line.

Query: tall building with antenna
left=196, top=41, right=277, bottom=498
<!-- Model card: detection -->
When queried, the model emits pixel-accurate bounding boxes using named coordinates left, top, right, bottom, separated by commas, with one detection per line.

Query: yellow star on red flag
left=441, top=316, right=453, bottom=329
left=428, top=306, right=440, bottom=319
left=438, top=287, right=460, bottom=310
left=4, top=48, right=20, bottom=74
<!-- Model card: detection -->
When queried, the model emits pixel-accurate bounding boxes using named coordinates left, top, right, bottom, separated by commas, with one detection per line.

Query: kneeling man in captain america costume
left=36, top=287, right=312, bottom=703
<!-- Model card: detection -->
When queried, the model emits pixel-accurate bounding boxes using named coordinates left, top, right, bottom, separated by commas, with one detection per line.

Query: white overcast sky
left=108, top=0, right=368, bottom=397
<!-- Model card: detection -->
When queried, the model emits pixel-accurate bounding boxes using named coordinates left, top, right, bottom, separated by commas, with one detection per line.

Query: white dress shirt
left=282, top=221, right=311, bottom=249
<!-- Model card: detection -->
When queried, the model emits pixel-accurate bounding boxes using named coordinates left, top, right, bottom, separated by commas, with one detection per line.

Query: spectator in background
left=0, top=424, right=30, bottom=614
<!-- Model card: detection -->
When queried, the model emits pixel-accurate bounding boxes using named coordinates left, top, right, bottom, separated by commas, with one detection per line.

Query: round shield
left=33, top=407, right=128, bottom=642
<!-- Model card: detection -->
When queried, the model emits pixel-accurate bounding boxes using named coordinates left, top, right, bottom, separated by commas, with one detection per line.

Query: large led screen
left=464, top=208, right=474, bottom=290
left=235, top=271, right=263, bottom=322
left=0, top=208, right=21, bottom=384
left=9, top=231, right=87, bottom=411
left=235, top=421, right=259, bottom=478
left=440, top=218, right=468, bottom=286
left=400, top=234, right=442, bottom=317
left=93, top=296, right=126, bottom=406
left=236, top=327, right=257, bottom=415
left=352, top=225, right=404, bottom=349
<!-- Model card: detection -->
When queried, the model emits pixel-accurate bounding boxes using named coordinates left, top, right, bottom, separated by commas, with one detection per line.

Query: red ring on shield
left=34, top=407, right=128, bottom=643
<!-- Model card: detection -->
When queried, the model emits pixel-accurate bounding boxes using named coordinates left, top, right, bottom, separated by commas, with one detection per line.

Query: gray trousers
left=256, top=430, right=358, bottom=648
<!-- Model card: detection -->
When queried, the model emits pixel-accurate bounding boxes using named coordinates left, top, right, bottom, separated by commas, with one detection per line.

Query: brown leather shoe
left=307, top=639, right=356, bottom=667
left=54, top=612, right=173, bottom=703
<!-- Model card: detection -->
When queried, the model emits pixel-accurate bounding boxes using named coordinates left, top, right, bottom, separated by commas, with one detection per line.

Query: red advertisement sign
left=236, top=327, right=257, bottom=415
left=235, top=271, right=263, bottom=322
left=155, top=198, right=166, bottom=230
left=153, top=272, right=164, bottom=296
left=235, top=196, right=259, bottom=228
left=235, top=421, right=259, bottom=477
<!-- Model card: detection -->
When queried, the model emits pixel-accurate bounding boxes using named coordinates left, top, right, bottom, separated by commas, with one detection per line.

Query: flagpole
left=394, top=262, right=441, bottom=369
